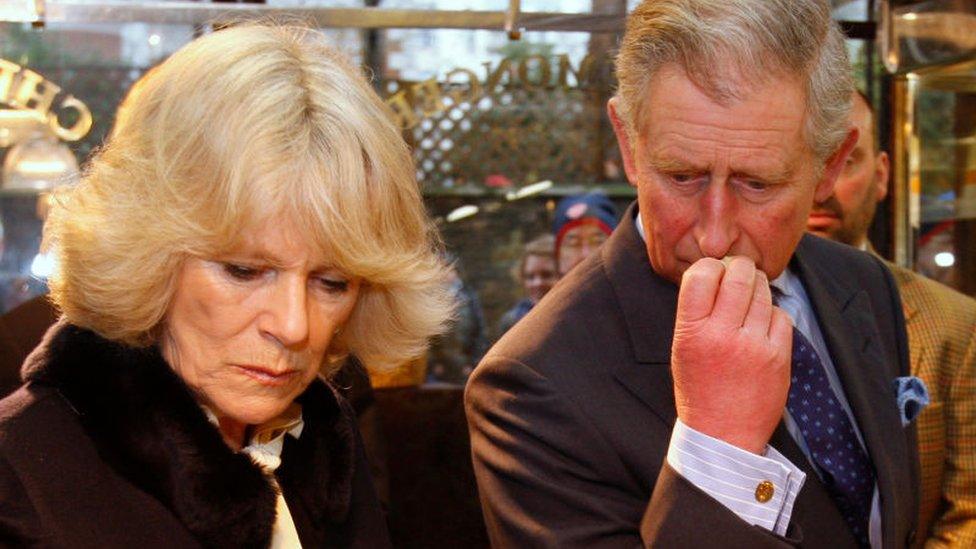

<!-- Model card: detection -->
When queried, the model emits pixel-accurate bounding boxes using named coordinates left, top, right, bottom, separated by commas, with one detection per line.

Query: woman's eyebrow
left=228, top=249, right=339, bottom=273
left=222, top=249, right=288, bottom=268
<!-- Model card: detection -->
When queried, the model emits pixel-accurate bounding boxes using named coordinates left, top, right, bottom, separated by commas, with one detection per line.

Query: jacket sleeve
left=464, top=355, right=801, bottom=548
left=927, top=304, right=976, bottom=547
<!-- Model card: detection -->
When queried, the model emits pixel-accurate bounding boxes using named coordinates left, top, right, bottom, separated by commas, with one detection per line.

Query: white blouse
left=202, top=403, right=305, bottom=548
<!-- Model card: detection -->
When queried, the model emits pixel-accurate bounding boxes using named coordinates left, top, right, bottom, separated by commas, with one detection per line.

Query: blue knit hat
left=553, top=193, right=620, bottom=254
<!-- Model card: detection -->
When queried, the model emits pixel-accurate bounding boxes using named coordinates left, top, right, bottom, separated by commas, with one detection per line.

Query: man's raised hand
left=671, top=257, right=793, bottom=454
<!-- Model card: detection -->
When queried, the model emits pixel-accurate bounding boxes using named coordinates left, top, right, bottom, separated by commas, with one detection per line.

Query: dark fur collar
left=22, top=322, right=356, bottom=548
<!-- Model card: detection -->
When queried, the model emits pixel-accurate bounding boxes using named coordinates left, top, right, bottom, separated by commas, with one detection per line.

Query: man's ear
left=607, top=97, right=639, bottom=188
left=814, top=127, right=859, bottom=203
left=875, top=150, right=890, bottom=202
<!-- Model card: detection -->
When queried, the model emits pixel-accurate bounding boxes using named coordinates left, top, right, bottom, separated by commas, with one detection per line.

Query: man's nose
left=260, top=276, right=309, bottom=348
left=813, top=191, right=833, bottom=207
left=695, top=182, right=739, bottom=258
left=579, top=240, right=597, bottom=259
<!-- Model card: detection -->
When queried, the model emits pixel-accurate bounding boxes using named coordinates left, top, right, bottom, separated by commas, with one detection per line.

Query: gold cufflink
left=755, top=480, right=775, bottom=503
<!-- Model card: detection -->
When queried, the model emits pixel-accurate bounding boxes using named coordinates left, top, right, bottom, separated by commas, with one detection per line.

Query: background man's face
left=806, top=94, right=889, bottom=247
left=611, top=65, right=838, bottom=283
left=558, top=222, right=608, bottom=275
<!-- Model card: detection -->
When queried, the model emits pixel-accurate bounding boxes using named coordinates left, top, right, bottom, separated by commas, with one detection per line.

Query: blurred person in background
left=0, top=23, right=453, bottom=547
left=427, top=256, right=489, bottom=385
left=0, top=208, right=45, bottom=315
left=808, top=89, right=976, bottom=547
left=553, top=193, right=620, bottom=276
left=497, top=234, right=558, bottom=337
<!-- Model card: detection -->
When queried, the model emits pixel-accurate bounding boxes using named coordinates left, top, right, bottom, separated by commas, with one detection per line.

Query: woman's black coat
left=0, top=323, right=391, bottom=548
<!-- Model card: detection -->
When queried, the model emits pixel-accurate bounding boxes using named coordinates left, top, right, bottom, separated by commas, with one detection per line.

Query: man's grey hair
left=614, top=0, right=853, bottom=162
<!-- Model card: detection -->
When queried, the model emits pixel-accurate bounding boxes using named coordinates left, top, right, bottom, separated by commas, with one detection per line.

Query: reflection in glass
left=881, top=0, right=976, bottom=73
left=899, top=61, right=976, bottom=297
left=2, top=131, right=78, bottom=191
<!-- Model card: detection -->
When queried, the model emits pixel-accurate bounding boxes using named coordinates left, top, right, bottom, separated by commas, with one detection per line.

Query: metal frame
left=891, top=75, right=918, bottom=269
left=34, top=1, right=625, bottom=33
left=890, top=58, right=976, bottom=268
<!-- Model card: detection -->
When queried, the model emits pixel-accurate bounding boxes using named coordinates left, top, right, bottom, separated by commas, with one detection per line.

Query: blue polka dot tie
left=787, top=327, right=875, bottom=547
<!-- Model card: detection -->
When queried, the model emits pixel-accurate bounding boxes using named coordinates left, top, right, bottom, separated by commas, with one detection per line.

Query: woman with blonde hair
left=0, top=23, right=452, bottom=547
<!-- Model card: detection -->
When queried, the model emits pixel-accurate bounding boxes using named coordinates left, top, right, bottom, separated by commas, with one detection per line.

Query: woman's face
left=162, top=218, right=360, bottom=434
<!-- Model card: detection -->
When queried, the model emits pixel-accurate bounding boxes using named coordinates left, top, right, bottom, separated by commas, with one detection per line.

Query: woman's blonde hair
left=45, top=23, right=453, bottom=372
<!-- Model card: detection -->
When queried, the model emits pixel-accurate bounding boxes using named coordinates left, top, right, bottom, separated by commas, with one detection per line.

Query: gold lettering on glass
left=0, top=58, right=93, bottom=142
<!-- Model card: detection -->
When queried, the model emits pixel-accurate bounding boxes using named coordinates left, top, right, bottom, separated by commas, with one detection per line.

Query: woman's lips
left=233, top=364, right=299, bottom=387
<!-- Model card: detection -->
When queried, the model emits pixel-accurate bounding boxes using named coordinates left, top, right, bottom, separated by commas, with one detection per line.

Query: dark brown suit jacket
left=465, top=203, right=919, bottom=548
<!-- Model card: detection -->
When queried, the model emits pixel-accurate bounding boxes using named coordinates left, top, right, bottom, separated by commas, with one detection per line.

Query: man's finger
left=742, top=270, right=772, bottom=331
left=769, top=306, right=794, bottom=353
left=676, top=257, right=725, bottom=324
left=710, top=256, right=756, bottom=328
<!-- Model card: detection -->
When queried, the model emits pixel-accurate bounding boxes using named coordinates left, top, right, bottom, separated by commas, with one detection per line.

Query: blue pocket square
left=892, top=376, right=929, bottom=427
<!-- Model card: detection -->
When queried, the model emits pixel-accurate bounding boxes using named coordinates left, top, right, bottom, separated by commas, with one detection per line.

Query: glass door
left=893, top=59, right=976, bottom=296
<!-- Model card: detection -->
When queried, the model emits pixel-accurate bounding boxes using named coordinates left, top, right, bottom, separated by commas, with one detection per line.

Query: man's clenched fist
left=671, top=256, right=793, bottom=455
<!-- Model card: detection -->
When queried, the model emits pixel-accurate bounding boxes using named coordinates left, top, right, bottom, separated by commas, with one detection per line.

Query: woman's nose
left=260, top=276, right=309, bottom=347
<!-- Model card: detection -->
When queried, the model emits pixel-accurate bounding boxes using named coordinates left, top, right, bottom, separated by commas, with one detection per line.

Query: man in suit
left=465, top=1, right=919, bottom=547
left=808, top=90, right=976, bottom=547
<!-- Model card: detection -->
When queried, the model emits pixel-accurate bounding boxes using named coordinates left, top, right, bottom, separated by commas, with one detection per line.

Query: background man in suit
left=808, top=90, right=976, bottom=547
left=465, top=1, right=919, bottom=547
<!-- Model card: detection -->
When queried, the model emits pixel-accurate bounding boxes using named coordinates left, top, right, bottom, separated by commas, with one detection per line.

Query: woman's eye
left=222, top=263, right=262, bottom=281
left=317, top=277, right=349, bottom=294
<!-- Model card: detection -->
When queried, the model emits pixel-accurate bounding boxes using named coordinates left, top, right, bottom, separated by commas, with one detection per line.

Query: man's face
left=610, top=65, right=853, bottom=283
left=807, top=94, right=889, bottom=247
left=558, top=222, right=609, bottom=275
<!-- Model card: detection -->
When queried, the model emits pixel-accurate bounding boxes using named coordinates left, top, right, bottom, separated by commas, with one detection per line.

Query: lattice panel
left=384, top=78, right=616, bottom=189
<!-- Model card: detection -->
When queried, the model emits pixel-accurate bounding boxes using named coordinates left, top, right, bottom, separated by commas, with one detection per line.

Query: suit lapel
left=792, top=237, right=912, bottom=547
left=900, top=289, right=919, bottom=325
left=886, top=264, right=923, bottom=376
left=603, top=203, right=679, bottom=425
left=869, top=248, right=918, bottom=324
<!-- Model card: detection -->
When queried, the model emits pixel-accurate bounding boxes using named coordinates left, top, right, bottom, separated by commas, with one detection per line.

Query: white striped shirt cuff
left=667, top=419, right=806, bottom=536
